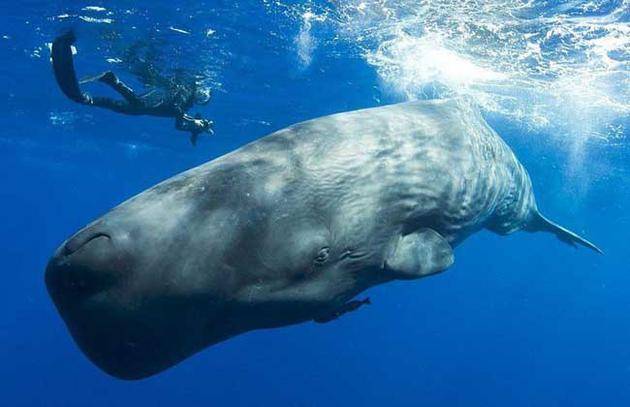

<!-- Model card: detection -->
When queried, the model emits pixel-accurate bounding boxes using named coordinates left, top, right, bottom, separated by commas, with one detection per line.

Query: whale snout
left=45, top=224, right=153, bottom=379
left=45, top=220, right=235, bottom=380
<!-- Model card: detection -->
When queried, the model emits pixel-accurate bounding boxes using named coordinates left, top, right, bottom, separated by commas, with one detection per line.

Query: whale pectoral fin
left=384, top=229, right=454, bottom=279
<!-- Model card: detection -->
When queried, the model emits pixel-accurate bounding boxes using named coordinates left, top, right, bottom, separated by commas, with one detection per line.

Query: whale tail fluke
left=531, top=212, right=603, bottom=254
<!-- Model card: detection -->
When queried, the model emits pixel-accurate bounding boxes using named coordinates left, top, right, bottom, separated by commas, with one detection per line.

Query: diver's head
left=194, top=86, right=212, bottom=105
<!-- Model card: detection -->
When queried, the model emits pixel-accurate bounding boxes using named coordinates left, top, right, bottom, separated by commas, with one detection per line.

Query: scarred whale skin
left=45, top=98, right=600, bottom=379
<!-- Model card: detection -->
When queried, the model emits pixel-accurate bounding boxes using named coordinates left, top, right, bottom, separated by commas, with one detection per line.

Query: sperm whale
left=45, top=98, right=600, bottom=379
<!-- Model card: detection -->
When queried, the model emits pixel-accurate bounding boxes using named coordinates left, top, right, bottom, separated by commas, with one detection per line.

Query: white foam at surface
left=281, top=0, right=629, bottom=146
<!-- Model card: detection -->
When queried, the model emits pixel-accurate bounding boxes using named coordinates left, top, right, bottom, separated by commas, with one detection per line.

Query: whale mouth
left=45, top=231, right=229, bottom=380
left=47, top=282, right=229, bottom=380
left=60, top=299, right=175, bottom=380
left=45, top=228, right=154, bottom=379
left=46, top=254, right=173, bottom=380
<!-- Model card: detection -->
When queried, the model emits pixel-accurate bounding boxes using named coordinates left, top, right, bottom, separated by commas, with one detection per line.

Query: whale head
left=46, top=155, right=381, bottom=379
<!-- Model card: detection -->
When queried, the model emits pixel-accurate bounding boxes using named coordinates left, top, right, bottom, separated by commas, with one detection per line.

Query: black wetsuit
left=51, top=31, right=212, bottom=145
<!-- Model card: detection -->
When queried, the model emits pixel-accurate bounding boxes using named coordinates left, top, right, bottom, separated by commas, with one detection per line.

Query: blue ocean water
left=1, top=1, right=629, bottom=406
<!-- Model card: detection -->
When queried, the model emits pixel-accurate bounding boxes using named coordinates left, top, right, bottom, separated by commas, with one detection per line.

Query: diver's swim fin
left=51, top=31, right=87, bottom=103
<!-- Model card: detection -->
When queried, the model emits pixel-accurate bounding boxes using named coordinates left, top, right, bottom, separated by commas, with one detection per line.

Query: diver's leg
left=87, top=96, right=131, bottom=114
left=175, top=115, right=187, bottom=131
left=98, top=71, right=142, bottom=104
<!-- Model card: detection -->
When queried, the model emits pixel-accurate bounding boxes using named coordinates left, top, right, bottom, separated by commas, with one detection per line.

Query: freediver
left=51, top=31, right=213, bottom=146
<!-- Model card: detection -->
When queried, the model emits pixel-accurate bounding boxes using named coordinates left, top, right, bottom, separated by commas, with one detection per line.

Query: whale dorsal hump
left=385, top=229, right=454, bottom=279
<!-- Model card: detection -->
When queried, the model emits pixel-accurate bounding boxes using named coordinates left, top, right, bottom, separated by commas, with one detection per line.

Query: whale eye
left=313, top=247, right=330, bottom=265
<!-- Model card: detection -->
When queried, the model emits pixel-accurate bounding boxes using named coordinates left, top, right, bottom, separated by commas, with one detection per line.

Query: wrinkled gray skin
left=46, top=99, right=600, bottom=380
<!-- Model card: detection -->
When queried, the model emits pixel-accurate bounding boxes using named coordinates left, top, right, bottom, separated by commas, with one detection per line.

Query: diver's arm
left=176, top=114, right=213, bottom=145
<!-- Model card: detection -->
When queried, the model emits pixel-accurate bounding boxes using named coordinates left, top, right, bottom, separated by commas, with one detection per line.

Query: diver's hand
left=194, top=118, right=214, bottom=135
left=205, top=120, right=214, bottom=135
left=177, top=115, right=214, bottom=144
